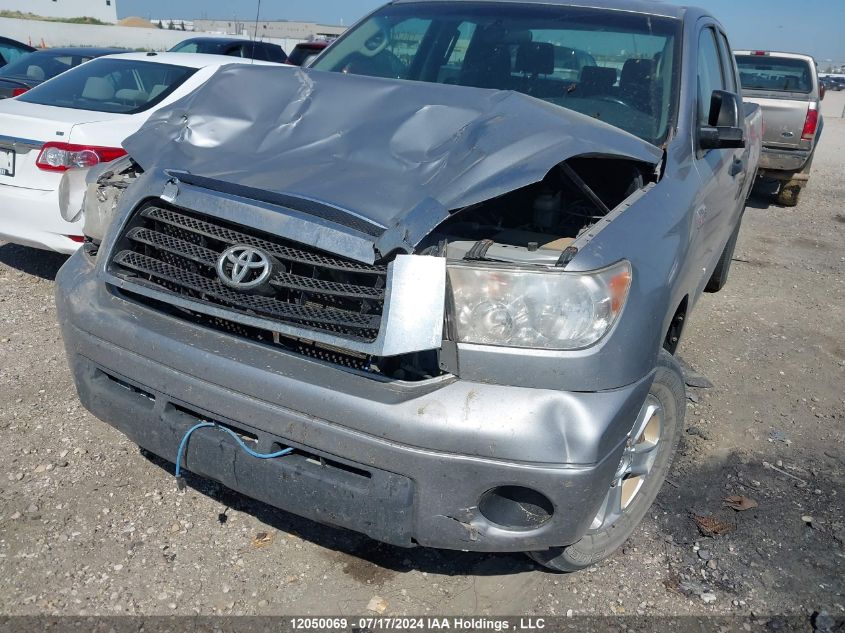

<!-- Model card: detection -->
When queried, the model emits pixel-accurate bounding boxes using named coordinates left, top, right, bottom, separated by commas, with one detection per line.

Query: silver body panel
left=56, top=1, right=763, bottom=551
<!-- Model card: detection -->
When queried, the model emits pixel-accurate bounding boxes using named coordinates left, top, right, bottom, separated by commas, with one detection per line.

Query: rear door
left=735, top=53, right=815, bottom=150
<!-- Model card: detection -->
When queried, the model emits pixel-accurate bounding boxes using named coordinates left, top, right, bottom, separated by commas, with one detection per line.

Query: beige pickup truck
left=734, top=51, right=824, bottom=206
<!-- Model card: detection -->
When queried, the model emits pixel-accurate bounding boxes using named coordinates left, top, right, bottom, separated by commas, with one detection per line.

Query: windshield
left=0, top=51, right=94, bottom=81
left=16, top=57, right=197, bottom=114
left=311, top=2, right=680, bottom=144
left=735, top=55, right=812, bottom=93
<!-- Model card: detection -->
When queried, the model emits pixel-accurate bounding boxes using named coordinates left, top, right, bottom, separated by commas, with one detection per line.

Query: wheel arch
left=663, top=295, right=689, bottom=355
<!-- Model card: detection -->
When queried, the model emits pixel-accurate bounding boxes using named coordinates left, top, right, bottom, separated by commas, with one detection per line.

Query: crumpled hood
left=123, top=65, right=661, bottom=257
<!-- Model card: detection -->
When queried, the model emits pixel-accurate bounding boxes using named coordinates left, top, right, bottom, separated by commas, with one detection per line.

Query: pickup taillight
left=801, top=105, right=819, bottom=141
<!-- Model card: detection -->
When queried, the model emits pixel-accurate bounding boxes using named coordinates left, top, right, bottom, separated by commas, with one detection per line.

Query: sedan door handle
left=729, top=157, right=744, bottom=177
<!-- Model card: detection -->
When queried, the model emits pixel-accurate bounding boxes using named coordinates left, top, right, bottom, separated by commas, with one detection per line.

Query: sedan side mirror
left=699, top=89, right=746, bottom=150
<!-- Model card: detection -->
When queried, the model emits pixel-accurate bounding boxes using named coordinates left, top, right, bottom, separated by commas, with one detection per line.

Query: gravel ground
left=1, top=93, right=843, bottom=623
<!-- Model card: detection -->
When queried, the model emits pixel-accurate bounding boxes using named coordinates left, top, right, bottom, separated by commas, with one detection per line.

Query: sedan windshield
left=311, top=2, right=680, bottom=144
left=16, top=57, right=197, bottom=114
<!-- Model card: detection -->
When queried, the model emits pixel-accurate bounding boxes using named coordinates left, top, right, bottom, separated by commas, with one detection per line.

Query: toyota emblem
left=216, top=246, right=273, bottom=290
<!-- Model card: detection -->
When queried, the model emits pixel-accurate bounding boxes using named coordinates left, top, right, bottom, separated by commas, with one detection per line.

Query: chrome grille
left=108, top=203, right=387, bottom=342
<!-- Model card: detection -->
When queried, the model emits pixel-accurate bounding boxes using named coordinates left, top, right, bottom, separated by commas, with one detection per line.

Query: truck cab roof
left=391, top=0, right=690, bottom=19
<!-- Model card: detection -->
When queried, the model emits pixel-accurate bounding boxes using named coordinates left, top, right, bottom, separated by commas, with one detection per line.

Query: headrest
left=81, top=76, right=114, bottom=100
left=516, top=42, right=555, bottom=76
left=621, top=58, right=654, bottom=85
left=579, top=65, right=617, bottom=87
left=148, top=84, right=168, bottom=100
left=26, top=65, right=46, bottom=81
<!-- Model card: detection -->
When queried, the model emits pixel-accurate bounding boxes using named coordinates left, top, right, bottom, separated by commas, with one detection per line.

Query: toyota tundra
left=56, top=0, right=761, bottom=571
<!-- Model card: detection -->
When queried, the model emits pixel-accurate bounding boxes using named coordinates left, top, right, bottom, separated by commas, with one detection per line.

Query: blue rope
left=175, top=422, right=294, bottom=484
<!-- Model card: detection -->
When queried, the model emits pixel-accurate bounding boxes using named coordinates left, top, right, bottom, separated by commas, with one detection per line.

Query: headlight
left=79, top=155, right=136, bottom=243
left=447, top=260, right=632, bottom=350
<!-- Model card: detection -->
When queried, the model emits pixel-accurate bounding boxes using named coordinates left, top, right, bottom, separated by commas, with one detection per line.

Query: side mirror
left=819, top=83, right=826, bottom=100
left=699, top=89, right=746, bottom=150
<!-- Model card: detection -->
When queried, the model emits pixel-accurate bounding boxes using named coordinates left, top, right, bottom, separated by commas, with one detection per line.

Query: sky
left=117, top=0, right=845, bottom=62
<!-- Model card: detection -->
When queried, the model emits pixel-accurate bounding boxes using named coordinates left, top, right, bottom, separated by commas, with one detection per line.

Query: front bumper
left=0, top=182, right=82, bottom=254
left=57, top=251, right=655, bottom=552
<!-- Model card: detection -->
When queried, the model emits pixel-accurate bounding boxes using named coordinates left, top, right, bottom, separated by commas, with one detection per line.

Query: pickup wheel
left=776, top=183, right=802, bottom=207
left=705, top=214, right=743, bottom=293
left=526, top=349, right=685, bottom=572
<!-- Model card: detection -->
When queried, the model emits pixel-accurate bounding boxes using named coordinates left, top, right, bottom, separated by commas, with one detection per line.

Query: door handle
left=729, top=157, right=744, bottom=177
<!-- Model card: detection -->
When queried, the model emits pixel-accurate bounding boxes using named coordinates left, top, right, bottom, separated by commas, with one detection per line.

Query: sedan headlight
left=447, top=260, right=632, bottom=350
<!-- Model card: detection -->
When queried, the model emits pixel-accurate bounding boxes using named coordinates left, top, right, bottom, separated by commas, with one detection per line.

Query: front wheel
left=527, top=350, right=685, bottom=572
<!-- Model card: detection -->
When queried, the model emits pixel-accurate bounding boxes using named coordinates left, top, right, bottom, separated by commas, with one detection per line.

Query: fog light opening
left=478, top=486, right=554, bottom=529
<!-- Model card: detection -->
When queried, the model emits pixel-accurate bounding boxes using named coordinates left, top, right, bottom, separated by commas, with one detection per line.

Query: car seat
left=577, top=66, right=616, bottom=97
left=619, top=58, right=655, bottom=112
left=81, top=76, right=115, bottom=101
left=26, top=65, right=46, bottom=81
left=460, top=32, right=513, bottom=89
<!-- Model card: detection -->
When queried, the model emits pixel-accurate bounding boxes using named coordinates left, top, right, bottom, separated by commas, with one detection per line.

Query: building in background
left=1, top=0, right=118, bottom=24
left=193, top=19, right=345, bottom=42
left=150, top=19, right=195, bottom=32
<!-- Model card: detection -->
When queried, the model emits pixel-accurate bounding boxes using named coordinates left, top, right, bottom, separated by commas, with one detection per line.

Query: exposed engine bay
left=423, top=156, right=653, bottom=265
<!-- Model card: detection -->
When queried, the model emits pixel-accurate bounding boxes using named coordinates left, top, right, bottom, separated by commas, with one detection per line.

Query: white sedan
left=0, top=52, right=282, bottom=254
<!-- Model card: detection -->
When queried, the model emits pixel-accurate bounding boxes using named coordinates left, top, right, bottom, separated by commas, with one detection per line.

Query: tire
left=705, top=215, right=743, bottom=293
left=777, top=183, right=801, bottom=207
left=527, top=350, right=685, bottom=572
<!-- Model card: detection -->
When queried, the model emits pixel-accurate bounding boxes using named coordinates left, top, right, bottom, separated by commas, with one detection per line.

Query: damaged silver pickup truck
left=56, top=0, right=761, bottom=571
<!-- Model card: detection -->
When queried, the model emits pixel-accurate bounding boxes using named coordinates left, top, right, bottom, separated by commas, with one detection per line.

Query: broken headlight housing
left=446, top=260, right=632, bottom=350
left=79, top=155, right=138, bottom=244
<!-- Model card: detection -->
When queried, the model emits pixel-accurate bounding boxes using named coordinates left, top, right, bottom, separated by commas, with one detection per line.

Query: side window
left=251, top=44, right=268, bottom=61
left=717, top=32, right=738, bottom=92
left=0, top=44, right=27, bottom=65
left=697, top=28, right=726, bottom=126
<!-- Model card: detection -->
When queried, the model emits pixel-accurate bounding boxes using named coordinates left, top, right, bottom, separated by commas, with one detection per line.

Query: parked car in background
left=735, top=50, right=823, bottom=206
left=820, top=76, right=845, bottom=91
left=169, top=37, right=287, bottom=63
left=58, top=0, right=760, bottom=573
left=0, top=36, right=35, bottom=69
left=0, top=47, right=126, bottom=99
left=0, top=52, right=285, bottom=253
left=286, top=41, right=329, bottom=67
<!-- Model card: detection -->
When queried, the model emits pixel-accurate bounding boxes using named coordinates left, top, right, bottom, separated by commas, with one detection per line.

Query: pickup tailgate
left=742, top=94, right=814, bottom=151
left=735, top=53, right=817, bottom=151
